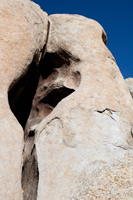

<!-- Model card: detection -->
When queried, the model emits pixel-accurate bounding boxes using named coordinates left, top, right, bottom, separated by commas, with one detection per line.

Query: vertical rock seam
left=21, top=21, right=50, bottom=200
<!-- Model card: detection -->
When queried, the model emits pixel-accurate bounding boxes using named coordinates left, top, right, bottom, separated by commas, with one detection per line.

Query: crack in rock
left=95, top=108, right=118, bottom=121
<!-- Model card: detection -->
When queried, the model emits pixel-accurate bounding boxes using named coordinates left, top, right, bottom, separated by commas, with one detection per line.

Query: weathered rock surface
left=27, top=15, right=133, bottom=199
left=1, top=2, right=133, bottom=199
left=125, top=78, right=133, bottom=98
left=0, top=0, right=48, bottom=199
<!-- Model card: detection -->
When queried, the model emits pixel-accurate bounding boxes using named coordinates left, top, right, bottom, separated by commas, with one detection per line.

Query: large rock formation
left=1, top=1, right=133, bottom=200
left=34, top=15, right=133, bottom=200
left=0, top=0, right=48, bottom=199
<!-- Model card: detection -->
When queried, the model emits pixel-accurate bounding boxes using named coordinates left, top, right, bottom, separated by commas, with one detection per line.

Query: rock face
left=125, top=78, right=133, bottom=98
left=0, top=0, right=48, bottom=199
left=1, top=2, right=133, bottom=200
left=33, top=14, right=133, bottom=200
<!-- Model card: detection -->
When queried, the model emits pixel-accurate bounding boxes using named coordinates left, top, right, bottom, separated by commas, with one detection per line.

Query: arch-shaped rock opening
left=8, top=48, right=81, bottom=200
left=25, top=51, right=81, bottom=131
left=40, top=87, right=75, bottom=108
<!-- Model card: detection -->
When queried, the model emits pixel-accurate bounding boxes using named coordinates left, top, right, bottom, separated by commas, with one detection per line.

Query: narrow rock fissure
left=21, top=21, right=51, bottom=200
left=96, top=108, right=117, bottom=114
left=22, top=143, right=39, bottom=200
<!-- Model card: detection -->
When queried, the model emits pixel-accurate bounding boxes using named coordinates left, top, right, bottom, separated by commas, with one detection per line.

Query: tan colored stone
left=1, top=5, right=133, bottom=199
left=0, top=1, right=48, bottom=199
left=30, top=14, right=133, bottom=199
left=125, top=78, right=133, bottom=99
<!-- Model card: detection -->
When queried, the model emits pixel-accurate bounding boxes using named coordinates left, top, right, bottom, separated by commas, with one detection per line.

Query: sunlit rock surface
left=0, top=0, right=48, bottom=199
left=1, top=2, right=133, bottom=199
left=125, top=78, right=133, bottom=99
left=35, top=15, right=133, bottom=200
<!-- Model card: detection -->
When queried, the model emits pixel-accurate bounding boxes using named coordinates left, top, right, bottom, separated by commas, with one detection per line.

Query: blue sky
left=33, top=0, right=133, bottom=79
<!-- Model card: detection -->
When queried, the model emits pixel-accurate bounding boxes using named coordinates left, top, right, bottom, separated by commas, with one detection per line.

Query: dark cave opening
left=8, top=59, right=39, bottom=129
left=41, top=87, right=75, bottom=108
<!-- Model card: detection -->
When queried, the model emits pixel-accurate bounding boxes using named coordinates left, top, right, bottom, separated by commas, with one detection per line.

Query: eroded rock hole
left=40, top=51, right=80, bottom=79
left=29, top=130, right=35, bottom=137
left=8, top=47, right=81, bottom=200
left=41, top=87, right=75, bottom=108
left=25, top=50, right=81, bottom=131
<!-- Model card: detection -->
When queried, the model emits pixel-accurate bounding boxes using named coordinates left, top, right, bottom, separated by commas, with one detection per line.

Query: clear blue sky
left=33, top=0, right=133, bottom=79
